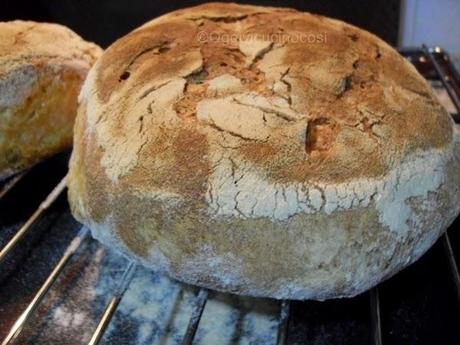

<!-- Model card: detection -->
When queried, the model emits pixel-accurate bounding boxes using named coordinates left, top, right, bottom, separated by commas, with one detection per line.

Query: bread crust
left=0, top=21, right=101, bottom=179
left=68, top=3, right=460, bottom=299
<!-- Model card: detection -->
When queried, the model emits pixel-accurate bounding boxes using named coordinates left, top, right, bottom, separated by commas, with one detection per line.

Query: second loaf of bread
left=0, top=21, right=101, bottom=179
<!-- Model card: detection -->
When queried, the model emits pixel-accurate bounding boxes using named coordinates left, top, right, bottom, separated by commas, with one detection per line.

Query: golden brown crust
left=0, top=21, right=100, bottom=76
left=87, top=2, right=452, bottom=185
left=0, top=21, right=101, bottom=179
left=68, top=3, right=460, bottom=299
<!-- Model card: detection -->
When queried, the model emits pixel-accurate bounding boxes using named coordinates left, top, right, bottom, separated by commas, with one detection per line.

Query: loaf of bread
left=0, top=21, right=101, bottom=179
left=68, top=3, right=460, bottom=300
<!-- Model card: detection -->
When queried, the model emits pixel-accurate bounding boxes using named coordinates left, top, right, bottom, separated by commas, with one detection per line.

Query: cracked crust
left=0, top=21, right=101, bottom=179
left=68, top=3, right=460, bottom=299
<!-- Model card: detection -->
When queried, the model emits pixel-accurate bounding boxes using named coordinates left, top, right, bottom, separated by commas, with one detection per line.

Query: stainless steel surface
left=276, top=300, right=290, bottom=345
left=422, top=45, right=460, bottom=114
left=421, top=45, right=460, bottom=308
left=443, top=234, right=460, bottom=305
left=0, top=171, right=27, bottom=200
left=181, top=289, right=209, bottom=345
left=370, top=288, right=382, bottom=345
left=88, top=297, right=120, bottom=345
left=88, top=261, right=137, bottom=345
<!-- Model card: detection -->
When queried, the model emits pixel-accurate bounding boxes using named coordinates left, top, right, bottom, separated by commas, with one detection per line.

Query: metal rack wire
left=0, top=46, right=459, bottom=345
left=0, top=171, right=27, bottom=200
left=0, top=176, right=66, bottom=265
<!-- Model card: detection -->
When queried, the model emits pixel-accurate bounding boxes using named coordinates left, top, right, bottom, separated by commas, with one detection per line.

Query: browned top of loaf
left=0, top=20, right=101, bottom=77
left=83, top=2, right=453, bottom=191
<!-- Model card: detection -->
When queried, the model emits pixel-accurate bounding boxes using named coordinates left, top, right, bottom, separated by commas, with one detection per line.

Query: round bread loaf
left=0, top=21, right=101, bottom=179
left=68, top=3, right=460, bottom=300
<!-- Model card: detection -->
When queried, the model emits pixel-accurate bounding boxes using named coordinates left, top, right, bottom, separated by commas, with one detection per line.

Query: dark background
left=1, top=0, right=401, bottom=48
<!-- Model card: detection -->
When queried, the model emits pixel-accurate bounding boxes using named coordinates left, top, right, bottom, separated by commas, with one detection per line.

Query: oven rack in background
left=0, top=46, right=459, bottom=345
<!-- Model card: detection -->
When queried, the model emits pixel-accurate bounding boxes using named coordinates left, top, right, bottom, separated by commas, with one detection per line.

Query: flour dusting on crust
left=68, top=2, right=460, bottom=300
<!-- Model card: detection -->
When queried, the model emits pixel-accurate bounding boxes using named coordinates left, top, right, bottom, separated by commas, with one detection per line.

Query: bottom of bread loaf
left=69, top=140, right=460, bottom=300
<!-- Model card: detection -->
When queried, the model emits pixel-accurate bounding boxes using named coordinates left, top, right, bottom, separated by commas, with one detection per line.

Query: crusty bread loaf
left=68, top=3, right=460, bottom=300
left=0, top=21, right=101, bottom=179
